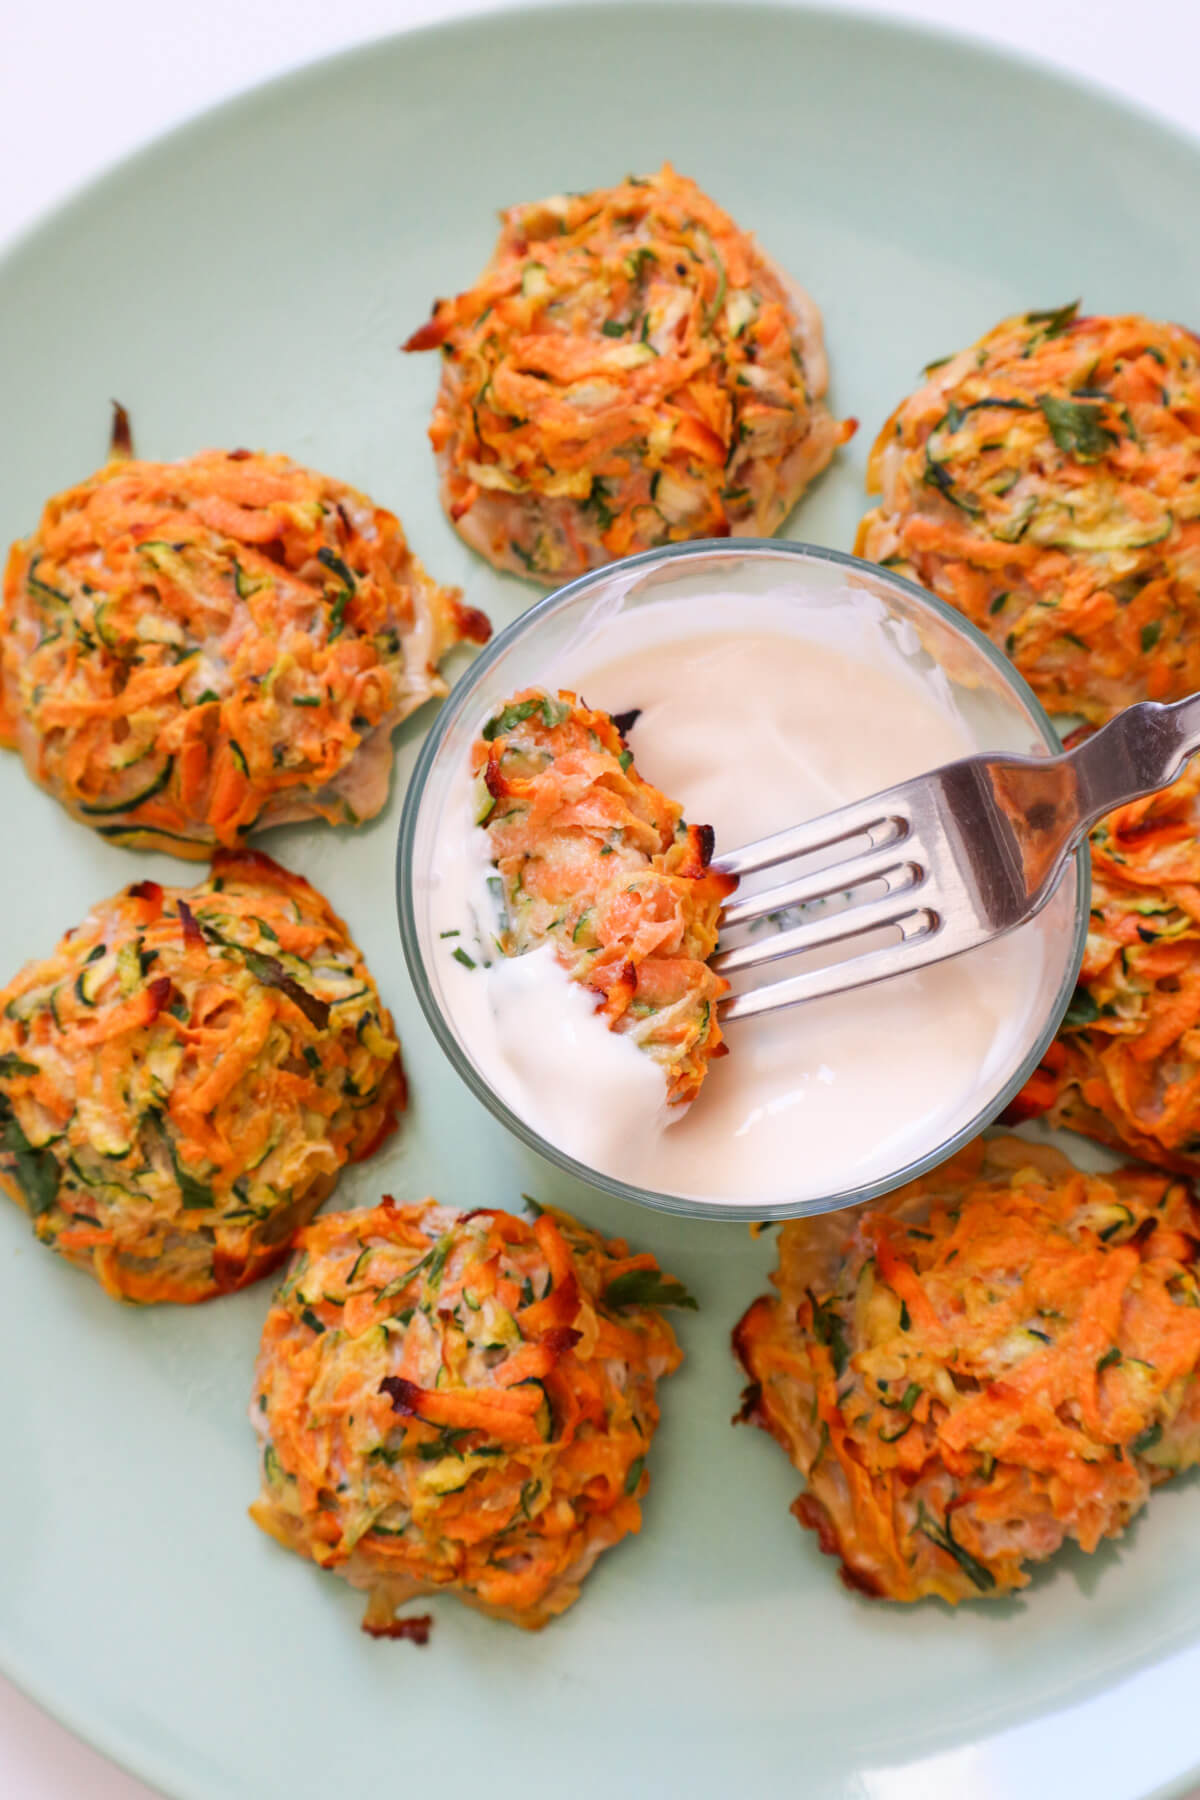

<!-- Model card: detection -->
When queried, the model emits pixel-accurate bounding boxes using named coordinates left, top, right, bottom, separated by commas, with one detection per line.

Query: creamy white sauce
left=486, top=946, right=670, bottom=1164
left=427, top=587, right=1065, bottom=1209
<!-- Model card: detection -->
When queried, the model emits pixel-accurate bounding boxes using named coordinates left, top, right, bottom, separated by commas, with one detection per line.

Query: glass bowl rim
left=396, top=537, right=1090, bottom=1221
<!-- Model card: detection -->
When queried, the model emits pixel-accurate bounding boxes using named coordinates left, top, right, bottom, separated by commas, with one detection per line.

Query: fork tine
left=719, top=846, right=921, bottom=932
left=718, top=912, right=983, bottom=1021
left=712, top=890, right=932, bottom=976
left=714, top=795, right=908, bottom=880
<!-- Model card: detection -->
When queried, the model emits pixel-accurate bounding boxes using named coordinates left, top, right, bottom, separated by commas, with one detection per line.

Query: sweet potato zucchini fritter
left=474, top=689, right=734, bottom=1106
left=1, top=436, right=488, bottom=856
left=857, top=306, right=1200, bottom=721
left=735, top=1136, right=1200, bottom=1602
left=0, top=850, right=403, bottom=1302
left=251, top=1199, right=687, bottom=1631
left=407, top=163, right=852, bottom=582
left=1013, top=754, right=1200, bottom=1172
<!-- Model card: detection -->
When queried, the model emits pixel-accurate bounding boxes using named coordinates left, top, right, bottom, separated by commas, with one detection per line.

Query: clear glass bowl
left=397, top=541, right=1088, bottom=1220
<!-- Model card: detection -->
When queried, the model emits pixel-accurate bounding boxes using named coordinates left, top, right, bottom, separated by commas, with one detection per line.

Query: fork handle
left=1066, top=692, right=1200, bottom=830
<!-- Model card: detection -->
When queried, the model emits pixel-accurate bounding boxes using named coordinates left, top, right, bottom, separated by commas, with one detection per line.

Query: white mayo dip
left=427, top=587, right=1058, bottom=1208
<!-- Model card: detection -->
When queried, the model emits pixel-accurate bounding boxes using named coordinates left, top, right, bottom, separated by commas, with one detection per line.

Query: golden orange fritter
left=406, top=164, right=853, bottom=582
left=734, top=1136, right=1200, bottom=1603
left=0, top=850, right=404, bottom=1302
left=473, top=689, right=734, bottom=1105
left=857, top=306, right=1200, bottom=721
left=1, top=421, right=489, bottom=857
left=1012, top=751, right=1200, bottom=1172
left=250, top=1199, right=689, bottom=1631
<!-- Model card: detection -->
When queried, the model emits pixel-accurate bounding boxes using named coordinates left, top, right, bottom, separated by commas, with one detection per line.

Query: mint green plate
left=3, top=6, right=1200, bottom=1797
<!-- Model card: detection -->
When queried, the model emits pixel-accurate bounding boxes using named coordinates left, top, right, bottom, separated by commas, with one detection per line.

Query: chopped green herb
left=916, top=1502, right=996, bottom=1591
left=624, top=1456, right=645, bottom=1495
left=1141, top=622, right=1162, bottom=653
left=482, top=695, right=567, bottom=741
left=586, top=478, right=616, bottom=531
left=198, top=926, right=331, bottom=1031
left=452, top=947, right=476, bottom=970
left=0, top=1106, right=58, bottom=1216
left=604, top=1269, right=698, bottom=1312
left=1025, top=300, right=1079, bottom=338
left=1063, top=986, right=1100, bottom=1029
left=140, top=1110, right=214, bottom=1210
left=808, top=1289, right=850, bottom=1378
left=486, top=875, right=509, bottom=936
left=329, top=590, right=351, bottom=638
left=173, top=1150, right=215, bottom=1210
left=1038, top=393, right=1118, bottom=462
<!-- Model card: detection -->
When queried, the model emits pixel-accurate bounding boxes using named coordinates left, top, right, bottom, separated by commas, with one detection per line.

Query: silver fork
left=712, top=695, right=1200, bottom=1023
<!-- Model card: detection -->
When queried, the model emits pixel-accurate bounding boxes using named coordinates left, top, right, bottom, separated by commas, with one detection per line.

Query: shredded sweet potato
left=0, top=849, right=404, bottom=1302
left=250, top=1199, right=687, bottom=1630
left=734, top=1135, right=1200, bottom=1602
left=1011, top=747, right=1200, bottom=1171
left=0, top=425, right=489, bottom=857
left=857, top=305, right=1200, bottom=722
left=406, top=164, right=853, bottom=582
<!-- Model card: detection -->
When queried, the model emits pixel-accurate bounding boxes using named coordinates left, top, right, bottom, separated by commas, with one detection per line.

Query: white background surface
left=1, top=0, right=1198, bottom=1794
